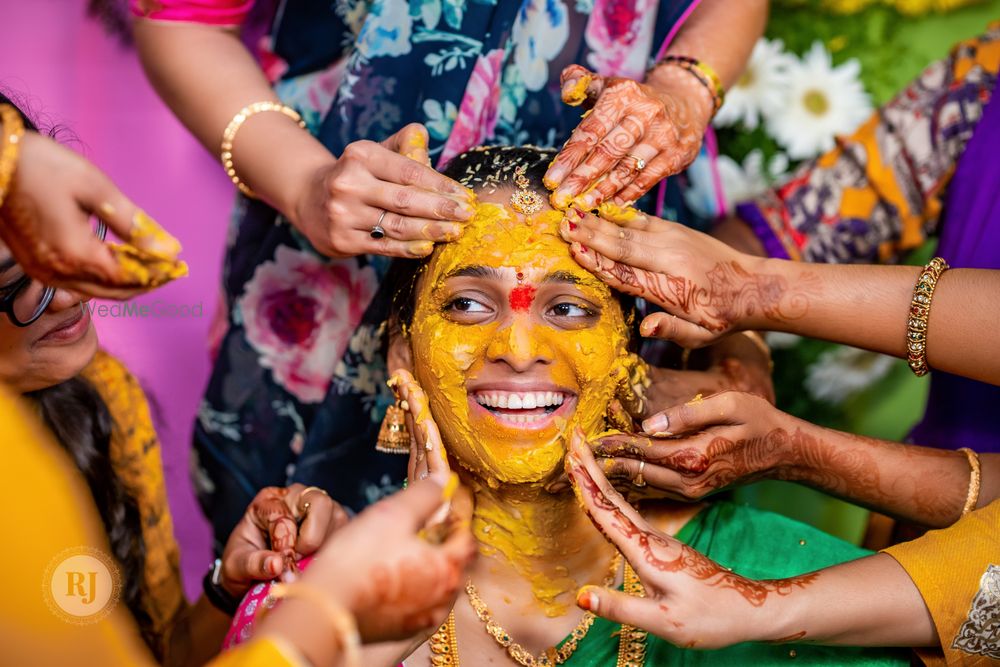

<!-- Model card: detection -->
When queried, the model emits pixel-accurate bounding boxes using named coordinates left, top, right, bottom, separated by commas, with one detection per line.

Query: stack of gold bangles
left=906, top=256, right=949, bottom=376
left=652, top=55, right=725, bottom=117
left=221, top=101, right=306, bottom=198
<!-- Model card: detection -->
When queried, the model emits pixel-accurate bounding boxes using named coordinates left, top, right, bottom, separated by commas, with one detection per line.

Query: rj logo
left=44, top=547, right=121, bottom=624
left=65, top=571, right=99, bottom=605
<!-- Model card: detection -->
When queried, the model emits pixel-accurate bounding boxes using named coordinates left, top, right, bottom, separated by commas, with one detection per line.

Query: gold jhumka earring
left=509, top=164, right=543, bottom=215
left=376, top=400, right=410, bottom=454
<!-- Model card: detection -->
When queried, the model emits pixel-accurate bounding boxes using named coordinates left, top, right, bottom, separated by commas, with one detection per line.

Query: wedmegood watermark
left=43, top=546, right=122, bottom=625
left=87, top=301, right=204, bottom=318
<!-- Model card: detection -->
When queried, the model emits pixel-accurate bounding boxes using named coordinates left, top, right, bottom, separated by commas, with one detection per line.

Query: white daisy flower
left=714, top=38, right=794, bottom=130
left=766, top=42, right=872, bottom=160
left=804, top=346, right=894, bottom=405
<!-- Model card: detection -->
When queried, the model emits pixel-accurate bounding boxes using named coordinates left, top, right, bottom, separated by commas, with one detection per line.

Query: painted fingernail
left=131, top=210, right=183, bottom=260
left=577, top=587, right=600, bottom=612
left=569, top=222, right=578, bottom=232
left=408, top=241, right=434, bottom=257
left=642, top=413, right=669, bottom=435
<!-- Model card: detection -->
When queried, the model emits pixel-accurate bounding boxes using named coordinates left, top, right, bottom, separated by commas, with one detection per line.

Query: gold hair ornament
left=509, top=164, right=544, bottom=215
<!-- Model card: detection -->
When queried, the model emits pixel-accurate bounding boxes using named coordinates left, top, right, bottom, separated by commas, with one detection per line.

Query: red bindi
left=508, top=284, right=536, bottom=312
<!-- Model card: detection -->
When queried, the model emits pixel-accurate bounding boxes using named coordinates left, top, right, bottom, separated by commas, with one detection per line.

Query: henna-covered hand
left=391, top=369, right=451, bottom=485
left=544, top=64, right=712, bottom=211
left=566, top=429, right=816, bottom=648
left=299, top=477, right=477, bottom=643
left=0, top=131, right=186, bottom=300
left=221, top=483, right=349, bottom=596
left=559, top=209, right=816, bottom=347
left=594, top=391, right=790, bottom=501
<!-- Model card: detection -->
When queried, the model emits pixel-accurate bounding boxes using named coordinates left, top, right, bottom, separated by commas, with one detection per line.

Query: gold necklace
left=429, top=553, right=648, bottom=667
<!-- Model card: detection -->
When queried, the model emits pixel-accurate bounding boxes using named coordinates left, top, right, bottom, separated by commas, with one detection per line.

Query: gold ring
left=634, top=460, right=647, bottom=488
left=299, top=486, right=328, bottom=514
left=627, top=154, right=646, bottom=171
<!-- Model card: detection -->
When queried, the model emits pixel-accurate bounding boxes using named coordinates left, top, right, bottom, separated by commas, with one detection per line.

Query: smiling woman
left=382, top=147, right=908, bottom=666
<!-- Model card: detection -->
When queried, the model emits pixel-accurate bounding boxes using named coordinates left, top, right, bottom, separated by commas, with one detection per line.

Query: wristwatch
left=202, top=558, right=241, bottom=616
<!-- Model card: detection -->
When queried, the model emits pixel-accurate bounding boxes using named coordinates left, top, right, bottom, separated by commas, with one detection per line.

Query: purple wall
left=3, top=0, right=230, bottom=597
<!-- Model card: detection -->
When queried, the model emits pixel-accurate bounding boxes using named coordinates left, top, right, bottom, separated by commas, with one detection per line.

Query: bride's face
left=408, top=194, right=632, bottom=487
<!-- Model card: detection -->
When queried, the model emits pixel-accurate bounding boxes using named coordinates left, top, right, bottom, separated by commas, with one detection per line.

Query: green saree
left=562, top=501, right=909, bottom=665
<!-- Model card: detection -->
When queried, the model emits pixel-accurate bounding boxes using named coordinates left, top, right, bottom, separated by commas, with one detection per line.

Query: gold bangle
left=958, top=448, right=981, bottom=516
left=653, top=55, right=725, bottom=116
left=0, top=103, right=25, bottom=210
left=906, top=257, right=949, bottom=377
left=269, top=581, right=361, bottom=667
left=220, top=101, right=306, bottom=199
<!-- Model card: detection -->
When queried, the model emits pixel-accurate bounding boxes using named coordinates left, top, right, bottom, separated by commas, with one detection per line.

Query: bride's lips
left=35, top=305, right=91, bottom=345
left=467, top=383, right=576, bottom=431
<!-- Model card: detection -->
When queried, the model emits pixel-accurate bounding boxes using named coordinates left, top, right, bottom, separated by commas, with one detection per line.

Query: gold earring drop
left=376, top=400, right=411, bottom=454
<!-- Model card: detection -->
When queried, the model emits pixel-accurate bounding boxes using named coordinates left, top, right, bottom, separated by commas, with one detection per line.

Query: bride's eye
left=548, top=301, right=597, bottom=320
left=445, top=297, right=488, bottom=312
left=442, top=296, right=493, bottom=320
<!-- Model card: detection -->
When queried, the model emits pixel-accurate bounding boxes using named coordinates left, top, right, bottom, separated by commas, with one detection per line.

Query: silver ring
left=634, top=460, right=647, bottom=488
left=627, top=154, right=646, bottom=171
left=370, top=209, right=388, bottom=239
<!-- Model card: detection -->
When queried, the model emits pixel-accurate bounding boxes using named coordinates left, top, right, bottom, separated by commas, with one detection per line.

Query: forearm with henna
left=601, top=256, right=817, bottom=336
left=573, top=451, right=817, bottom=610
left=781, top=422, right=985, bottom=528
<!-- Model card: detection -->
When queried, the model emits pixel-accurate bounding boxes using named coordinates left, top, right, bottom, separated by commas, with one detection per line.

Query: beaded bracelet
left=906, top=257, right=949, bottom=376
left=652, top=55, right=725, bottom=116
left=220, top=101, right=306, bottom=199
left=0, top=103, right=25, bottom=210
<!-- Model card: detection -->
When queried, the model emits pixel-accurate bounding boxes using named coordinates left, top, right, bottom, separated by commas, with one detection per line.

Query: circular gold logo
left=43, top=547, right=122, bottom=625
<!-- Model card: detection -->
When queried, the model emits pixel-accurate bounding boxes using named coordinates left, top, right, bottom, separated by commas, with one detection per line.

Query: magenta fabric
left=129, top=0, right=255, bottom=25
left=1, top=0, right=229, bottom=597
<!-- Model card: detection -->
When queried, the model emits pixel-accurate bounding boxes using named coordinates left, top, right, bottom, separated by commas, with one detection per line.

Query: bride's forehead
left=437, top=202, right=565, bottom=255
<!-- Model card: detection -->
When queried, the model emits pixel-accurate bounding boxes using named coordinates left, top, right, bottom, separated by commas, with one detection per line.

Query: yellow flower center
left=803, top=89, right=829, bottom=116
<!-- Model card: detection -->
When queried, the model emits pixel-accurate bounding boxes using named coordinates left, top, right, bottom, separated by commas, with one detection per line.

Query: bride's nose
left=486, top=318, right=554, bottom=372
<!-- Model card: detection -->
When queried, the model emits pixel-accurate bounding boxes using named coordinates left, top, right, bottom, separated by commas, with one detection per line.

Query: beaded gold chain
left=429, top=553, right=648, bottom=667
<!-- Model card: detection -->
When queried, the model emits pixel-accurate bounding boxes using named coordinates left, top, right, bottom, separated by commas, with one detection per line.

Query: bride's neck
left=467, top=474, right=616, bottom=617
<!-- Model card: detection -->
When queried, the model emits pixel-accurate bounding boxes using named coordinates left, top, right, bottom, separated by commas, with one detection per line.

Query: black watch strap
left=202, top=558, right=241, bottom=616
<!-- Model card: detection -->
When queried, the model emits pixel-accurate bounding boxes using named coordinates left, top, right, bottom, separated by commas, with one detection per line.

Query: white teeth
left=474, top=391, right=568, bottom=409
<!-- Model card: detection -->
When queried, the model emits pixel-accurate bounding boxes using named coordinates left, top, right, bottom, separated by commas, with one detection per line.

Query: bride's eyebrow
left=443, top=265, right=504, bottom=281
left=542, top=270, right=603, bottom=291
